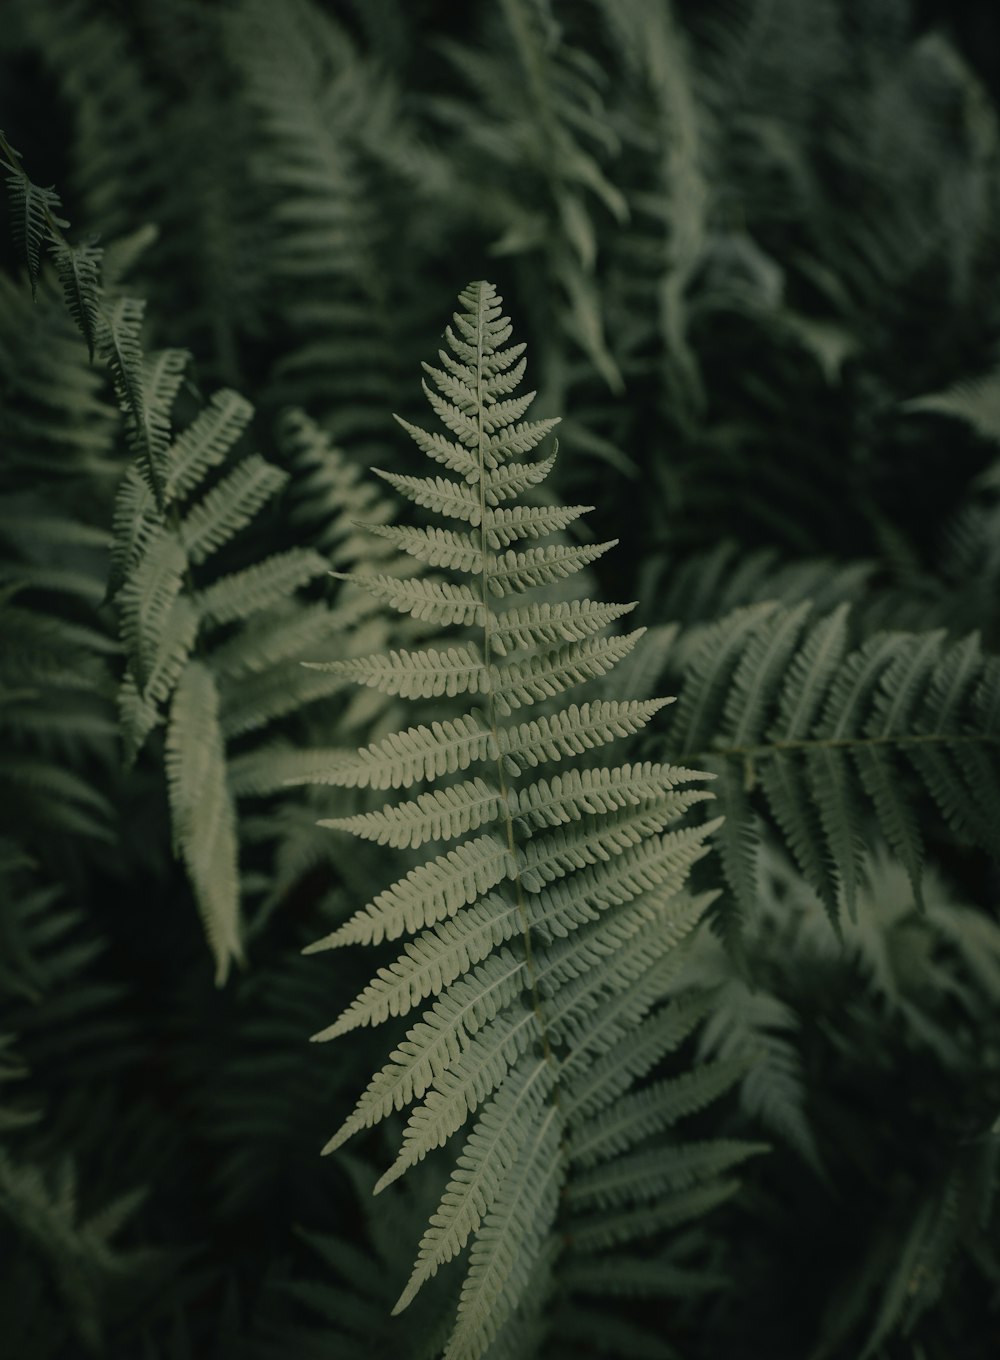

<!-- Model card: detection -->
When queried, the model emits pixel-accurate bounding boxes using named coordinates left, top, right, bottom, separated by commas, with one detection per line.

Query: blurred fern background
left=2, top=1, right=1000, bottom=1357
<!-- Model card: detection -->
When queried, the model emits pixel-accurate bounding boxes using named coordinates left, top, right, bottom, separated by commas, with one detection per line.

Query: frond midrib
left=472, top=284, right=563, bottom=1091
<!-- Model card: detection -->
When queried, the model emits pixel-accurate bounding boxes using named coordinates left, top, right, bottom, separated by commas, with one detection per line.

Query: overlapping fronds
left=0, top=131, right=376, bottom=981
left=106, top=350, right=344, bottom=980
left=0, top=258, right=121, bottom=857
left=4, top=7, right=1000, bottom=1357
left=740, top=843, right=1000, bottom=1358
left=224, top=0, right=438, bottom=442
left=297, top=281, right=750, bottom=1358
left=0, top=1151, right=148, bottom=1352
left=431, top=0, right=627, bottom=393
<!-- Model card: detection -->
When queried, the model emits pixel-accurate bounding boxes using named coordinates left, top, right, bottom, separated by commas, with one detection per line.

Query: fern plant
left=299, top=280, right=759, bottom=1357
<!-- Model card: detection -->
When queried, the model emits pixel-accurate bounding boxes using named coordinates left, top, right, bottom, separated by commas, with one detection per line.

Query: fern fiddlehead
left=302, top=282, right=758, bottom=1357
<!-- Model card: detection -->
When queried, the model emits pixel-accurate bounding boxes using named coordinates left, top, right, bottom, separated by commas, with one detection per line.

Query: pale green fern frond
left=299, top=281, right=745, bottom=1359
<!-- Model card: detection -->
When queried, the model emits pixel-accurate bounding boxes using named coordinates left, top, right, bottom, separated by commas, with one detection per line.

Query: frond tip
left=302, top=281, right=734, bottom=1356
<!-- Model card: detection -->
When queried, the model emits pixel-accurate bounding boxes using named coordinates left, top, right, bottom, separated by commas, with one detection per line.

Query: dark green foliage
left=1, top=1, right=1000, bottom=1357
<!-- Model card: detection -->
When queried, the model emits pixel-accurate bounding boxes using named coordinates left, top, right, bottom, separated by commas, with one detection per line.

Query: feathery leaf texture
left=74, top=264, right=343, bottom=979
left=1, top=134, right=66, bottom=298
left=166, top=662, right=243, bottom=985
left=663, top=603, right=1000, bottom=928
left=51, top=239, right=102, bottom=358
left=905, top=364, right=1000, bottom=446
left=301, top=281, right=736, bottom=1356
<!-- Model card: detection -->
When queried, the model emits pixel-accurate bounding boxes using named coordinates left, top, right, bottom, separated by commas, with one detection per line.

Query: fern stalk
left=472, top=287, right=561, bottom=1084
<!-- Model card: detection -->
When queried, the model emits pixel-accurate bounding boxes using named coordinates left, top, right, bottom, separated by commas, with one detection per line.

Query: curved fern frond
left=301, top=281, right=733, bottom=1357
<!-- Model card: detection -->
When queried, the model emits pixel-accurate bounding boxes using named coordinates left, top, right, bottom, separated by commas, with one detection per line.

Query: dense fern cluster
left=2, top=1, right=1000, bottom=1357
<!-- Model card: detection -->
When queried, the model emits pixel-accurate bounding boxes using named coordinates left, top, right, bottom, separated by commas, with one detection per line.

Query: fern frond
left=304, top=281, right=724, bottom=1354
left=527, top=827, right=719, bottom=952
left=663, top=603, right=1000, bottom=928
left=569, top=1179, right=743, bottom=1253
left=490, top=599, right=636, bottom=656
left=563, top=993, right=715, bottom=1116
left=278, top=408, right=399, bottom=563
left=569, top=1057, right=750, bottom=1166
left=118, top=602, right=200, bottom=763
left=568, top=1139, right=766, bottom=1212
left=497, top=699, right=674, bottom=774
left=480, top=450, right=559, bottom=504
left=2, top=157, right=65, bottom=297
left=509, top=764, right=707, bottom=829
left=393, top=416, right=479, bottom=478
left=320, top=950, right=530, bottom=1150
left=372, top=468, right=484, bottom=523
left=366, top=523, right=482, bottom=573
left=379, top=1006, right=545, bottom=1193
left=115, top=527, right=187, bottom=690
left=315, top=895, right=523, bottom=1037
left=432, top=1104, right=564, bottom=1360
left=217, top=655, right=368, bottom=739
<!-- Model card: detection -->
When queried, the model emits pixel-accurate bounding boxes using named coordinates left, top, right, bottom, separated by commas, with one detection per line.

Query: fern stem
left=474, top=288, right=560, bottom=1079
